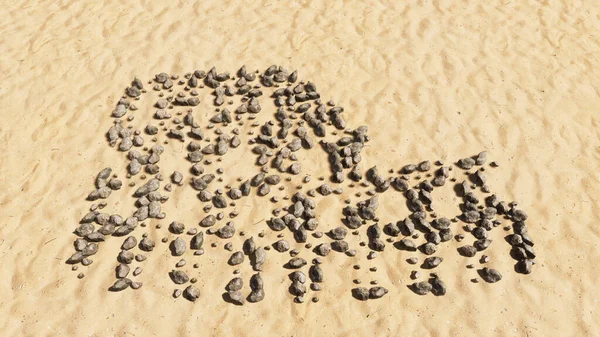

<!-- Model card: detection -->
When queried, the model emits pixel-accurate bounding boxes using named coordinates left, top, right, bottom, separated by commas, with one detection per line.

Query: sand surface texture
left=1, top=1, right=599, bottom=336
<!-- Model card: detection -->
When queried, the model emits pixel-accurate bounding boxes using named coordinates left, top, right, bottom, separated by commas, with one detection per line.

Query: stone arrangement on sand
left=67, top=65, right=536, bottom=304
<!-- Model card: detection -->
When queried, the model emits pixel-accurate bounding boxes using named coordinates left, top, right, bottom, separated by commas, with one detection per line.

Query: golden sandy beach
left=1, top=0, right=599, bottom=336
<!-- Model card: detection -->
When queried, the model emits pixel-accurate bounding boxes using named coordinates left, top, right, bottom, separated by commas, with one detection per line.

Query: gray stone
left=243, top=237, right=256, bottom=255
left=257, top=183, right=270, bottom=196
left=229, top=251, right=244, bottom=265
left=200, top=215, right=216, bottom=227
left=399, top=238, right=417, bottom=251
left=288, top=257, right=307, bottom=269
left=423, top=256, right=443, bottom=269
left=421, top=243, right=437, bottom=255
left=116, top=264, right=130, bottom=278
left=458, top=245, right=477, bottom=257
left=290, top=281, right=306, bottom=296
left=430, top=277, right=447, bottom=296
left=252, top=247, right=266, bottom=271
left=118, top=250, right=134, bottom=264
left=457, top=158, right=476, bottom=169
left=184, top=285, right=200, bottom=302
left=172, top=171, right=183, bottom=184
left=110, top=278, right=132, bottom=292
left=411, top=281, right=432, bottom=295
left=329, top=227, right=347, bottom=240
left=480, top=267, right=502, bottom=283
left=134, top=179, right=160, bottom=197
left=352, top=287, right=369, bottom=301
left=226, top=277, right=244, bottom=291
left=369, top=286, right=388, bottom=299
left=309, top=265, right=324, bottom=282
left=169, top=221, right=185, bottom=234
left=190, top=232, right=204, bottom=250
left=463, top=211, right=480, bottom=223
left=95, top=168, right=112, bottom=189
left=216, top=225, right=235, bottom=239
left=331, top=240, right=349, bottom=252
left=475, top=151, right=487, bottom=165
left=139, top=237, right=155, bottom=251
left=516, top=259, right=533, bottom=274
left=170, top=270, right=189, bottom=284
left=170, top=237, right=186, bottom=256
left=273, top=240, right=290, bottom=252
left=228, top=290, right=245, bottom=305
left=315, top=243, right=331, bottom=256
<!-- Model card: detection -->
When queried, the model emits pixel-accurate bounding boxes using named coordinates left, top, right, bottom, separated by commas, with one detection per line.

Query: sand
left=1, top=0, right=599, bottom=336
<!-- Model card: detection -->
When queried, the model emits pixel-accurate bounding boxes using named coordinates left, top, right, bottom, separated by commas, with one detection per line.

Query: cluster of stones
left=67, top=65, right=535, bottom=304
left=338, top=153, right=536, bottom=298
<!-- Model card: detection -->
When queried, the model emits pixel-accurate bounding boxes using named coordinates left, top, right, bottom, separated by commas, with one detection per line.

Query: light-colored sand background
left=1, top=0, right=599, bottom=336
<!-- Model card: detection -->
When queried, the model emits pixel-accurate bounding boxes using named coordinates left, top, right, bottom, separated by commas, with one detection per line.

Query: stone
left=319, top=184, right=332, bottom=196
left=139, top=237, right=155, bottom=252
left=200, top=215, right=216, bottom=227
left=134, top=179, right=160, bottom=197
left=86, top=232, right=105, bottom=242
left=213, top=195, right=228, bottom=208
left=315, top=243, right=331, bottom=256
left=516, top=259, right=533, bottom=274
left=475, top=151, right=487, bottom=165
left=432, top=217, right=451, bottom=230
left=216, top=224, right=235, bottom=239
left=273, top=240, right=290, bottom=252
left=243, top=237, right=257, bottom=255
left=512, top=209, right=528, bottom=221
left=329, top=227, right=348, bottom=240
left=169, top=221, right=185, bottom=234
left=227, top=290, right=245, bottom=305
left=458, top=245, right=477, bottom=257
left=288, top=257, right=307, bottom=269
left=190, top=232, right=204, bottom=250
left=369, top=239, right=385, bottom=252
left=474, top=239, right=492, bottom=251
left=226, top=277, right=244, bottom=292
left=480, top=267, right=502, bottom=283
left=171, top=171, right=183, bottom=184
left=471, top=227, right=488, bottom=240
left=290, top=281, right=306, bottom=297
left=463, top=211, right=480, bottom=223
left=425, top=231, right=441, bottom=245
left=399, top=238, right=417, bottom=251
left=422, top=256, right=443, bottom=269
left=369, top=286, right=388, bottom=299
left=430, top=277, right=447, bottom=296
left=352, top=287, right=370, bottom=301
left=130, top=282, right=143, bottom=290
left=252, top=247, right=266, bottom=271
left=183, top=285, right=200, bottom=302
left=421, top=243, right=437, bottom=255
left=110, top=278, right=132, bottom=292
left=95, top=168, right=113, bottom=189
left=170, top=270, right=189, bottom=284
left=406, top=257, right=419, bottom=265
left=257, top=183, right=271, bottom=196
left=229, top=251, right=244, bottom=265
left=74, top=238, right=87, bottom=251
left=410, top=281, right=432, bottom=295
left=331, top=240, right=349, bottom=252
left=457, top=158, right=476, bottom=169
left=309, top=265, right=324, bottom=283
left=170, top=237, right=186, bottom=256
left=118, top=250, right=134, bottom=264
left=418, top=161, right=431, bottom=171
